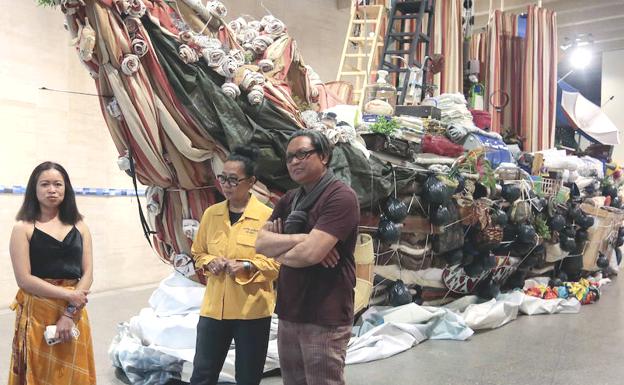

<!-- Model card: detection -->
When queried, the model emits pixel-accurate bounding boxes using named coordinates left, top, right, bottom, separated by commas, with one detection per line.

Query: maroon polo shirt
left=270, top=179, right=360, bottom=326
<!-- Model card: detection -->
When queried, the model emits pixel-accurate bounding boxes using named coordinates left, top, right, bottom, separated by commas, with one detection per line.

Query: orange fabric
left=8, top=280, right=96, bottom=385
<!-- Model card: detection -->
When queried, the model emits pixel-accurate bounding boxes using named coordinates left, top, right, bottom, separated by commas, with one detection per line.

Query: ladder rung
left=390, top=32, right=414, bottom=37
left=339, top=71, right=367, bottom=76
left=349, top=36, right=379, bottom=42
left=395, top=1, right=426, bottom=14
left=353, top=20, right=378, bottom=24
left=345, top=53, right=369, bottom=58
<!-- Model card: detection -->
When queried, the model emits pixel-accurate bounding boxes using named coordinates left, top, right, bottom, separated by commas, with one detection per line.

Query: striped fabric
left=8, top=281, right=96, bottom=385
left=432, top=0, right=463, bottom=94
left=486, top=10, right=521, bottom=134
left=473, top=5, right=557, bottom=148
left=521, top=5, right=558, bottom=152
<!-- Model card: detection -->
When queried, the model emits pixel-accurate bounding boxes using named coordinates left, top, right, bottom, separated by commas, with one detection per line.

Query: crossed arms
left=255, top=218, right=340, bottom=268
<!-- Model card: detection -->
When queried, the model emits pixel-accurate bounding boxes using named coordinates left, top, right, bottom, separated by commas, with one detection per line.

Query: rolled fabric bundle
left=179, top=44, right=199, bottom=64
left=206, top=1, right=227, bottom=18
left=248, top=20, right=261, bottom=31
left=239, top=28, right=259, bottom=44
left=228, top=49, right=245, bottom=65
left=121, top=54, right=140, bottom=75
left=131, top=38, right=149, bottom=58
left=220, top=56, right=241, bottom=78
left=240, top=70, right=265, bottom=90
left=260, top=15, right=277, bottom=29
left=265, top=18, right=285, bottom=37
left=106, top=98, right=123, bottom=119
left=228, top=17, right=247, bottom=34
left=447, top=125, right=468, bottom=143
left=114, top=0, right=131, bottom=14
left=194, top=36, right=222, bottom=50
left=257, top=59, right=274, bottom=73
left=179, top=30, right=194, bottom=44
left=203, top=47, right=225, bottom=67
left=124, top=17, right=141, bottom=35
left=127, top=0, right=147, bottom=17
left=247, top=85, right=264, bottom=105
left=221, top=82, right=241, bottom=98
left=251, top=35, right=274, bottom=54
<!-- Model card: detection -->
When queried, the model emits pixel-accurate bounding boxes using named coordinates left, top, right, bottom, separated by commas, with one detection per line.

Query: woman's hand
left=65, top=289, right=89, bottom=308
left=55, top=315, right=75, bottom=343
left=205, top=257, right=228, bottom=275
left=225, top=260, right=249, bottom=278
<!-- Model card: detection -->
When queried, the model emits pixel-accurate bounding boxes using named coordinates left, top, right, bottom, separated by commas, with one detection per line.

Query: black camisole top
left=29, top=226, right=83, bottom=280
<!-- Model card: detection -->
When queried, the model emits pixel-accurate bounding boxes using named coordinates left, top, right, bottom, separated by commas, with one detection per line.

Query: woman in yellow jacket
left=190, top=145, right=279, bottom=385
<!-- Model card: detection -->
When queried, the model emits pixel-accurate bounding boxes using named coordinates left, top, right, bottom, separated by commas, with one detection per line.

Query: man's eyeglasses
left=216, top=174, right=251, bottom=187
left=286, top=149, right=317, bottom=164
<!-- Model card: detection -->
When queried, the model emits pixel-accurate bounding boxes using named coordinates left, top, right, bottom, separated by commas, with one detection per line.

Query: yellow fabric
left=192, top=195, right=279, bottom=320
left=8, top=281, right=96, bottom=385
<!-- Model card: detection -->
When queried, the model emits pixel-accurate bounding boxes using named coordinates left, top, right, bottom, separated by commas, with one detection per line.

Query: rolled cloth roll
left=179, top=44, right=199, bottom=64
left=124, top=17, right=141, bottom=35
left=265, top=18, right=285, bottom=37
left=127, top=0, right=147, bottom=18
left=228, top=17, right=247, bottom=34
left=131, top=38, right=149, bottom=57
left=221, top=82, right=241, bottom=98
left=258, top=59, right=274, bottom=72
left=121, top=54, right=140, bottom=75
left=203, top=48, right=225, bottom=67
left=247, top=85, right=264, bottom=105
left=251, top=35, right=274, bottom=54
left=206, top=1, right=227, bottom=18
left=220, top=55, right=241, bottom=78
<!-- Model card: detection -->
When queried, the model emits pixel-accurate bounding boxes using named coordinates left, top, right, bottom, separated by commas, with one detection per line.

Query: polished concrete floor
left=1, top=278, right=622, bottom=385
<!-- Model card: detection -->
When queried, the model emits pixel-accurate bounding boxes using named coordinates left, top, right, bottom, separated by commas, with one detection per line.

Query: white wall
left=602, top=49, right=624, bottom=163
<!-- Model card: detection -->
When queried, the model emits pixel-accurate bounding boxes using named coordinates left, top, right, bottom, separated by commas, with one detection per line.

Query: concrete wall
left=0, top=1, right=348, bottom=307
left=602, top=50, right=624, bottom=164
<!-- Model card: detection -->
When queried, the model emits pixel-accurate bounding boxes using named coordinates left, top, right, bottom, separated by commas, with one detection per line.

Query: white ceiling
left=474, top=0, right=624, bottom=54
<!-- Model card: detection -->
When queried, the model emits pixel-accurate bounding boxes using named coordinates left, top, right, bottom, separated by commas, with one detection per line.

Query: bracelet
left=62, top=313, right=74, bottom=320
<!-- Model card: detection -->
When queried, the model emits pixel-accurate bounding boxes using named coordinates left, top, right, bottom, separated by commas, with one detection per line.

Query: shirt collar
left=214, top=194, right=262, bottom=221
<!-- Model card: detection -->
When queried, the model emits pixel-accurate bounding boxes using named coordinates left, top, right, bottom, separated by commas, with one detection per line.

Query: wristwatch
left=242, top=261, right=252, bottom=272
left=66, top=305, right=77, bottom=315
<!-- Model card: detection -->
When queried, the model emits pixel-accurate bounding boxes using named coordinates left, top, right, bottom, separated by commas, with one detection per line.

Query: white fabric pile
left=110, top=272, right=605, bottom=383
left=435, top=93, right=477, bottom=128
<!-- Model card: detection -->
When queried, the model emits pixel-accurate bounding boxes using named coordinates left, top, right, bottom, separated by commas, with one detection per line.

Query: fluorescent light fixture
left=570, top=47, right=592, bottom=70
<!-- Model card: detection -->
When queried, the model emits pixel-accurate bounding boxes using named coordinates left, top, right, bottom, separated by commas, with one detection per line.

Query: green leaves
left=369, top=116, right=399, bottom=135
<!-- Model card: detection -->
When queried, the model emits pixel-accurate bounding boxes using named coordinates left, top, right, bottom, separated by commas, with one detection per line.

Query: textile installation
left=469, top=5, right=556, bottom=151
left=59, top=0, right=401, bottom=270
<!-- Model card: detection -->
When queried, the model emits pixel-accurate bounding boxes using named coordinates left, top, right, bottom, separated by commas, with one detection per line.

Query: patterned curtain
left=521, top=5, right=558, bottom=152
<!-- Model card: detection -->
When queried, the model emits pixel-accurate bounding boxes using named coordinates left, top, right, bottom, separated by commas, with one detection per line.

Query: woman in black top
left=8, top=162, right=96, bottom=385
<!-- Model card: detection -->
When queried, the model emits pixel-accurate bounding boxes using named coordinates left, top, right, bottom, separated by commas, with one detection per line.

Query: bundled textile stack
left=434, top=93, right=477, bottom=129
left=54, top=0, right=404, bottom=276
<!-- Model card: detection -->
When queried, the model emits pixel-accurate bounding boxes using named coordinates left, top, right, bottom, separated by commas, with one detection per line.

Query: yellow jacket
left=192, top=195, right=279, bottom=320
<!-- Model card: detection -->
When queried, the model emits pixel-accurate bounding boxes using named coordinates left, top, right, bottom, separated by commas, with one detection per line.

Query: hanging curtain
left=468, top=31, right=488, bottom=84
left=432, top=0, right=463, bottom=94
left=487, top=10, right=524, bottom=135
left=521, top=5, right=558, bottom=152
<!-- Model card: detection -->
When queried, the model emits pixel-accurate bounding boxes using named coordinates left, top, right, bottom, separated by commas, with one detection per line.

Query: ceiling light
left=570, top=47, right=592, bottom=70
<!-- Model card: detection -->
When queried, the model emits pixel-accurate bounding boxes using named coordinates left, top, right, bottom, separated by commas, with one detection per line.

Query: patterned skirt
left=8, top=280, right=96, bottom=385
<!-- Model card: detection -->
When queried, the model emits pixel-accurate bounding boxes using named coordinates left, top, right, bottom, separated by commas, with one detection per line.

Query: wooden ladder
left=336, top=4, right=385, bottom=107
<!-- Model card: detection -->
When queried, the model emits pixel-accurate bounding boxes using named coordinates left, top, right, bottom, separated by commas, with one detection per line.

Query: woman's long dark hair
left=16, top=162, right=83, bottom=225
